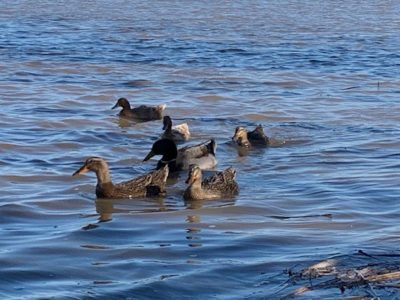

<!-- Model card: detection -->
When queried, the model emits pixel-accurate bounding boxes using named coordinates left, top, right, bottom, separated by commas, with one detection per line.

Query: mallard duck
left=112, top=97, right=166, bottom=121
left=161, top=116, right=190, bottom=142
left=72, top=157, right=168, bottom=198
left=232, top=125, right=269, bottom=147
left=183, top=164, right=239, bottom=200
left=143, top=138, right=217, bottom=172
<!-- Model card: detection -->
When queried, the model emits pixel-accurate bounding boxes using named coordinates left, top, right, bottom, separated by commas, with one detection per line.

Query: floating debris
left=277, top=250, right=400, bottom=299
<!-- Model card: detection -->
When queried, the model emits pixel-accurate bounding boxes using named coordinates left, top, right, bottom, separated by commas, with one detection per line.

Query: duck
left=112, top=97, right=166, bottom=121
left=183, top=164, right=239, bottom=200
left=232, top=125, right=269, bottom=147
left=143, top=138, right=217, bottom=172
left=161, top=116, right=191, bottom=142
left=72, top=157, right=168, bottom=199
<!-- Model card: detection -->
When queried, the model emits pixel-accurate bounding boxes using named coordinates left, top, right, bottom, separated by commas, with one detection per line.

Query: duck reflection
left=95, top=198, right=115, bottom=222
left=183, top=197, right=237, bottom=247
left=93, top=197, right=167, bottom=223
left=236, top=146, right=250, bottom=157
left=116, top=117, right=135, bottom=128
left=185, top=212, right=202, bottom=248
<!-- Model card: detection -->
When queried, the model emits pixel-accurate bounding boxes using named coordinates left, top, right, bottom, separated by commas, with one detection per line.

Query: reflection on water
left=1, top=0, right=400, bottom=298
left=186, top=214, right=202, bottom=248
left=95, top=197, right=169, bottom=223
left=95, top=199, right=114, bottom=222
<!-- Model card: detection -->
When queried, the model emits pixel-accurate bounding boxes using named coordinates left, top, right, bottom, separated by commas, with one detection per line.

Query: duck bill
left=143, top=150, right=156, bottom=162
left=111, top=102, right=119, bottom=109
left=232, top=134, right=241, bottom=144
left=72, top=165, right=89, bottom=176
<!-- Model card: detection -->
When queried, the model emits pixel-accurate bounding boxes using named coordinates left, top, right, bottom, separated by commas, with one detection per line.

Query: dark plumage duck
left=112, top=97, right=166, bottom=121
left=232, top=125, right=269, bottom=147
left=161, top=116, right=190, bottom=142
left=143, top=138, right=217, bottom=172
left=183, top=164, right=239, bottom=200
left=72, top=157, right=168, bottom=198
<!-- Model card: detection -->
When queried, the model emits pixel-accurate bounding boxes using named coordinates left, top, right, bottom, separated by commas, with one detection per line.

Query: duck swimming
left=72, top=157, right=168, bottom=198
left=232, top=125, right=269, bottom=147
left=161, top=116, right=191, bottom=142
left=112, top=97, right=166, bottom=121
left=183, top=164, right=239, bottom=201
left=143, top=138, right=217, bottom=172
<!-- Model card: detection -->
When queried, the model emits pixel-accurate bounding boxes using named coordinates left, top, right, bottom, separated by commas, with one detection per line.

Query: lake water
left=1, top=1, right=400, bottom=299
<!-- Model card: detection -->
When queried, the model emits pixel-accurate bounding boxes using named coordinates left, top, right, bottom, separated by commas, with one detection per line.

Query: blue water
left=1, top=1, right=400, bottom=299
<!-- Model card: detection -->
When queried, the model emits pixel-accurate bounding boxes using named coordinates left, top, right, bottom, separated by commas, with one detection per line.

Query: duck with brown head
left=183, top=164, right=239, bottom=201
left=72, top=157, right=169, bottom=199
left=112, top=97, right=166, bottom=121
left=232, top=125, right=269, bottom=147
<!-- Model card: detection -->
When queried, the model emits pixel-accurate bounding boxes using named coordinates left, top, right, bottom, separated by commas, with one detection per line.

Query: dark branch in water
left=268, top=213, right=332, bottom=220
left=276, top=250, right=400, bottom=299
left=342, top=86, right=361, bottom=90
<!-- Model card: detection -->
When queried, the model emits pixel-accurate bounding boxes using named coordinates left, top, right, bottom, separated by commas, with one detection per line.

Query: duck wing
left=179, top=139, right=216, bottom=158
left=147, top=165, right=169, bottom=194
left=178, top=139, right=217, bottom=169
left=248, top=125, right=269, bottom=145
left=115, top=165, right=168, bottom=197
left=132, top=104, right=166, bottom=120
left=114, top=173, right=152, bottom=197
left=202, top=167, right=239, bottom=195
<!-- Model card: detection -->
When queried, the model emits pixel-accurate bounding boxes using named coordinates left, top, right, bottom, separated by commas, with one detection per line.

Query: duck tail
left=225, top=167, right=237, bottom=180
left=256, top=124, right=264, bottom=133
left=157, top=104, right=167, bottom=112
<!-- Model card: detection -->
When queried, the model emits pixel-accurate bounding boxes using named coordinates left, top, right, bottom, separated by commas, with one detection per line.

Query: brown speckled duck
left=161, top=116, right=191, bottom=142
left=112, top=97, right=166, bottom=121
left=232, top=125, right=269, bottom=147
left=72, top=157, right=168, bottom=198
left=183, top=164, right=239, bottom=200
left=143, top=138, right=217, bottom=173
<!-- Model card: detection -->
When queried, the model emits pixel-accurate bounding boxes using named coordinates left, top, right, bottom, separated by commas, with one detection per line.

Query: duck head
left=232, top=126, right=250, bottom=147
left=185, top=164, right=202, bottom=185
left=73, top=157, right=109, bottom=176
left=162, top=116, right=172, bottom=131
left=112, top=97, right=131, bottom=110
left=143, top=139, right=178, bottom=162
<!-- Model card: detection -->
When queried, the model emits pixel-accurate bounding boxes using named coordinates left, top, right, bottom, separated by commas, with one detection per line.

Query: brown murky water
left=1, top=1, right=400, bottom=299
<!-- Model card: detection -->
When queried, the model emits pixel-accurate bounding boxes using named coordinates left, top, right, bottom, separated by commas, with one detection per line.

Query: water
left=1, top=0, right=400, bottom=298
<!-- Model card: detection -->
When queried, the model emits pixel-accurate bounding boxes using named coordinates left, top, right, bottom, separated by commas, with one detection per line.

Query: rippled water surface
left=1, top=1, right=400, bottom=299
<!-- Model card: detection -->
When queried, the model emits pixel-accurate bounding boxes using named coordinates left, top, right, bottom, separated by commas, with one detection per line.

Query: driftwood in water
left=279, top=250, right=400, bottom=299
